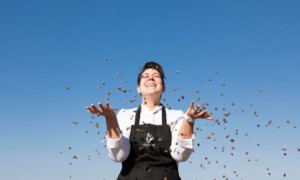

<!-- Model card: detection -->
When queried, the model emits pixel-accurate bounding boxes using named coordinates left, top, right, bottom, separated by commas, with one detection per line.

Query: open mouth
left=146, top=83, right=156, bottom=87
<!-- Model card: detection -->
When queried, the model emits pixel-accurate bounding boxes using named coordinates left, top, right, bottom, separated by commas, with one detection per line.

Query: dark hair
left=137, top=61, right=166, bottom=85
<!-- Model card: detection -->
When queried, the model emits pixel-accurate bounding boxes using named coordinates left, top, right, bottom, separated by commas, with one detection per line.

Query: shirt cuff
left=106, top=134, right=123, bottom=148
left=177, top=136, right=194, bottom=149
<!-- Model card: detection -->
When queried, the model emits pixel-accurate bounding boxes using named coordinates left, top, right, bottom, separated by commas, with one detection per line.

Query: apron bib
left=117, top=105, right=181, bottom=180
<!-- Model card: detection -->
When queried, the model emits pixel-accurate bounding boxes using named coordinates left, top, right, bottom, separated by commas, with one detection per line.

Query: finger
left=91, top=104, right=98, bottom=111
left=98, top=102, right=105, bottom=110
left=195, top=105, right=201, bottom=112
left=197, top=110, right=207, bottom=117
left=106, top=102, right=110, bottom=109
left=90, top=104, right=96, bottom=108
left=200, top=111, right=213, bottom=120
left=205, top=116, right=213, bottom=120
left=204, top=113, right=213, bottom=120
left=86, top=106, right=97, bottom=114
left=86, top=106, right=93, bottom=112
left=189, top=101, right=194, bottom=109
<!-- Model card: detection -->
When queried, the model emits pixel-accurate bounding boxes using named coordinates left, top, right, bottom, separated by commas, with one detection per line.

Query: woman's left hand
left=185, top=101, right=213, bottom=120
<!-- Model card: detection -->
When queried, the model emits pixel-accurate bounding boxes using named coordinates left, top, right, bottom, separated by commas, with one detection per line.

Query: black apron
left=117, top=105, right=181, bottom=180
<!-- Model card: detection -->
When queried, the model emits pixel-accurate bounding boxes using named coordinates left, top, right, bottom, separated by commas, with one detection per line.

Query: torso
left=117, top=105, right=181, bottom=180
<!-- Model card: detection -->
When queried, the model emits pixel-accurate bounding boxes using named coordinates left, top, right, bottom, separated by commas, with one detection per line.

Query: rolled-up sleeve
left=107, top=134, right=130, bottom=162
left=171, top=136, right=194, bottom=162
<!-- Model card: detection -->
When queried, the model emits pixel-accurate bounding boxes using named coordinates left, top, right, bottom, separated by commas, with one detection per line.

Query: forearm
left=170, top=113, right=194, bottom=162
left=178, top=119, right=194, bottom=139
left=105, top=113, right=121, bottom=139
left=106, top=108, right=131, bottom=161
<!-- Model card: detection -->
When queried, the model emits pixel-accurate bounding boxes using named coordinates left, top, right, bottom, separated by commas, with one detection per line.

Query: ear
left=137, top=86, right=141, bottom=94
left=162, top=85, right=166, bottom=93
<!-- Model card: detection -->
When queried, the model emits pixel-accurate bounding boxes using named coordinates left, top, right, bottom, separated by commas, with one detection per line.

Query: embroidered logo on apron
left=143, top=133, right=155, bottom=148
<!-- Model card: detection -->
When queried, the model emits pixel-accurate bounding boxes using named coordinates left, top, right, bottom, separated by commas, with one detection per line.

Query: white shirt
left=106, top=105, right=194, bottom=162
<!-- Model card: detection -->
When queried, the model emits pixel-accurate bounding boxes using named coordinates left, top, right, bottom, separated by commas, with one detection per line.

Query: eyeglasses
left=141, top=73, right=161, bottom=79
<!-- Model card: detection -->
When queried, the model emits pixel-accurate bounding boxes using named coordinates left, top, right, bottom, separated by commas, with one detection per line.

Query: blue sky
left=0, top=0, right=299, bottom=179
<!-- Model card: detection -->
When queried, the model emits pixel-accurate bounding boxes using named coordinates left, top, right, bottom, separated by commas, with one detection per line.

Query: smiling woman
left=137, top=64, right=166, bottom=104
left=86, top=61, right=213, bottom=180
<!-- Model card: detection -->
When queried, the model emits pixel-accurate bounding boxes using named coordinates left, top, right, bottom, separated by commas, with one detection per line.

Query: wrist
left=184, top=113, right=195, bottom=123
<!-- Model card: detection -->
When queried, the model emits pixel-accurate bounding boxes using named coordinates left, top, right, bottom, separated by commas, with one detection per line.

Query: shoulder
left=166, top=108, right=184, bottom=124
left=116, top=107, right=138, bottom=126
left=166, top=108, right=184, bottom=116
left=117, top=107, right=138, bottom=117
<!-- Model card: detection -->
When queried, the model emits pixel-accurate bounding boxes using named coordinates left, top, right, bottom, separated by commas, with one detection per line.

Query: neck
left=142, top=96, right=160, bottom=111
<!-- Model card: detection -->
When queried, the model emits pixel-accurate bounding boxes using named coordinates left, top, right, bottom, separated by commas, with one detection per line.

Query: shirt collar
left=140, top=104, right=162, bottom=114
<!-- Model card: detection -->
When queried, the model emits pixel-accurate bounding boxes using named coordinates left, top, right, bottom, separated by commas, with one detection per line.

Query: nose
left=147, top=77, right=154, bottom=81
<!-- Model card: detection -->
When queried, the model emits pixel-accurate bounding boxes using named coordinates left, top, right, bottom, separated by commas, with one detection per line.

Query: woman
left=86, top=61, right=213, bottom=180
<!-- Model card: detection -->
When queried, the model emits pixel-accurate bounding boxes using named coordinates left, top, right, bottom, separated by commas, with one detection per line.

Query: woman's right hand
left=86, top=102, right=115, bottom=119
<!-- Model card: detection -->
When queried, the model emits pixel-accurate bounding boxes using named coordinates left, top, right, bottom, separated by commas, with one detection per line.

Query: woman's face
left=137, top=68, right=165, bottom=97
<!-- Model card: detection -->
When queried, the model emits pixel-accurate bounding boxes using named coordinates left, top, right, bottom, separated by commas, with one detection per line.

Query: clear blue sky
left=0, top=0, right=299, bottom=180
